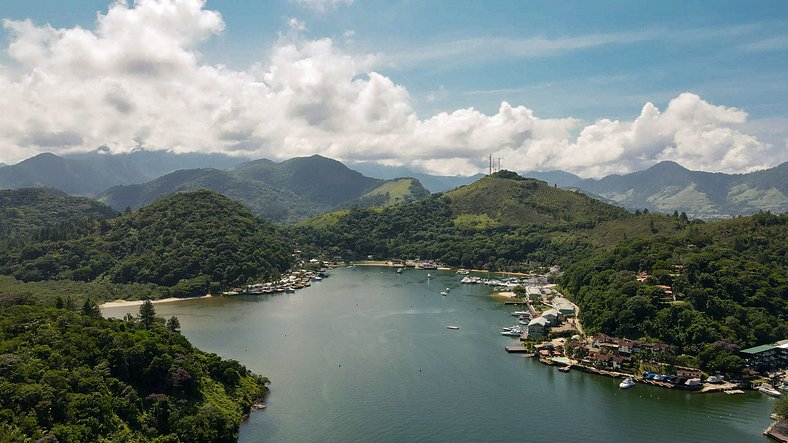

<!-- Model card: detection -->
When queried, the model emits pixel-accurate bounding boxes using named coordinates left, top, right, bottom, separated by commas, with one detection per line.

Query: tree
left=81, top=299, right=101, bottom=318
left=139, top=300, right=156, bottom=329
left=167, top=316, right=181, bottom=333
left=774, top=397, right=788, bottom=421
left=55, top=296, right=64, bottom=309
left=679, top=211, right=688, bottom=222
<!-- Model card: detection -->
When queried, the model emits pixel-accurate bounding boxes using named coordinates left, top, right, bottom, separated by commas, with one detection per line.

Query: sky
left=0, top=0, right=787, bottom=177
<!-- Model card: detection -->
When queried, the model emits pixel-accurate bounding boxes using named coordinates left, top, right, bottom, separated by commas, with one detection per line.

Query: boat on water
left=757, top=384, right=782, bottom=397
left=447, top=326, right=460, bottom=330
left=397, top=268, right=403, bottom=274
left=456, top=269, right=470, bottom=275
left=501, top=326, right=523, bottom=336
left=440, top=291, right=448, bottom=296
left=558, top=366, right=571, bottom=372
left=427, top=273, right=432, bottom=279
left=285, top=287, right=296, bottom=293
left=619, top=377, right=635, bottom=389
left=511, top=310, right=529, bottom=317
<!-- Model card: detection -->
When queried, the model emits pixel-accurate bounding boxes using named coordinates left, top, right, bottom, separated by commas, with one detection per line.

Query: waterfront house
left=526, top=317, right=550, bottom=339
left=552, top=296, right=576, bottom=316
left=741, top=340, right=788, bottom=373
left=588, top=351, right=626, bottom=370
left=542, top=308, right=561, bottom=325
left=676, top=368, right=703, bottom=379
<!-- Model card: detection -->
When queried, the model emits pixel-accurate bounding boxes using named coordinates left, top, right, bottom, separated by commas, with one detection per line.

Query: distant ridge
left=574, top=160, right=788, bottom=218
left=100, top=155, right=430, bottom=223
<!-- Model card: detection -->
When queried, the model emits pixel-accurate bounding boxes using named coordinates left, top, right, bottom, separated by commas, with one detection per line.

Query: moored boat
left=757, top=384, right=782, bottom=397
left=619, top=377, right=635, bottom=389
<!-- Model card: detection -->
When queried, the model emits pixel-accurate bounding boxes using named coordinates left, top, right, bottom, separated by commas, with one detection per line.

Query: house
left=525, top=317, right=550, bottom=340
left=741, top=340, right=788, bottom=372
left=552, top=297, right=576, bottom=317
left=542, top=308, right=561, bottom=325
left=588, top=351, right=626, bottom=370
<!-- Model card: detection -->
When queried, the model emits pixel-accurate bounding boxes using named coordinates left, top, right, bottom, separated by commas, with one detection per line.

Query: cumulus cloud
left=0, top=0, right=780, bottom=177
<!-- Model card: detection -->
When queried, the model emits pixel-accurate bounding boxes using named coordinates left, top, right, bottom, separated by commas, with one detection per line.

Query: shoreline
left=348, top=262, right=532, bottom=277
left=100, top=294, right=212, bottom=309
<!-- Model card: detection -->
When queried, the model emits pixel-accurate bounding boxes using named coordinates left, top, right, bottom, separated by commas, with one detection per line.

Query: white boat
left=397, top=268, right=403, bottom=274
left=456, top=269, right=470, bottom=275
left=500, top=326, right=523, bottom=336
left=619, top=377, right=635, bottom=389
left=447, top=325, right=460, bottom=330
left=440, top=291, right=448, bottom=296
left=511, top=310, right=529, bottom=316
left=445, top=287, right=451, bottom=292
left=312, top=276, right=322, bottom=281
left=757, top=385, right=782, bottom=397
left=427, top=273, right=432, bottom=279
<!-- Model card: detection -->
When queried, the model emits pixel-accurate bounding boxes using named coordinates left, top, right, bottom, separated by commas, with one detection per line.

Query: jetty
left=505, top=346, right=531, bottom=354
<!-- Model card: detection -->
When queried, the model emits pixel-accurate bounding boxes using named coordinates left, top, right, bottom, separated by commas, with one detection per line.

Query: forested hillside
left=561, top=212, right=788, bottom=373
left=0, top=300, right=267, bottom=441
left=0, top=190, right=292, bottom=296
left=0, top=188, right=118, bottom=241
left=291, top=171, right=631, bottom=269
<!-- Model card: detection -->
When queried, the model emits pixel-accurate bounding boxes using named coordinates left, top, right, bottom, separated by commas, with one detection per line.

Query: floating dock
left=505, top=346, right=531, bottom=353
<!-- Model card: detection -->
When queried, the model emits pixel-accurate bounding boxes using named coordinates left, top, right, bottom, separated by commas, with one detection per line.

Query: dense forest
left=0, top=188, right=118, bottom=242
left=0, top=190, right=292, bottom=297
left=0, top=299, right=267, bottom=441
left=561, top=212, right=788, bottom=373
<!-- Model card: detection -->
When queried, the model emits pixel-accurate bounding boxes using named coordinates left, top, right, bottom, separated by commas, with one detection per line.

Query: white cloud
left=0, top=0, right=782, bottom=177
left=291, top=0, right=353, bottom=13
left=288, top=18, right=306, bottom=32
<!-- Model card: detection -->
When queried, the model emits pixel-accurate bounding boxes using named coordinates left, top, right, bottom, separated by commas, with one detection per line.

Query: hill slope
left=0, top=188, right=118, bottom=240
left=0, top=190, right=292, bottom=292
left=575, top=161, right=788, bottom=217
left=292, top=171, right=630, bottom=269
left=100, top=155, right=431, bottom=223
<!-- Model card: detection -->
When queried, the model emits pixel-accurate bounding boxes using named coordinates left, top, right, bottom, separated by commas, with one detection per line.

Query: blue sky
left=0, top=0, right=786, bottom=175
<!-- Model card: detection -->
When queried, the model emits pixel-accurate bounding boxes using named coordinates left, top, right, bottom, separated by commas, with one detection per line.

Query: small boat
left=558, top=366, right=571, bottom=372
left=397, top=268, right=403, bottom=274
left=285, top=287, right=295, bottom=293
left=312, top=276, right=322, bottom=281
left=445, top=287, right=451, bottom=292
left=440, top=291, right=448, bottom=296
left=500, top=326, right=523, bottom=336
left=427, top=273, right=432, bottom=279
left=511, top=310, right=529, bottom=317
left=619, top=377, right=635, bottom=389
left=757, top=384, right=782, bottom=397
left=456, top=269, right=470, bottom=275
left=346, top=264, right=356, bottom=268
left=447, top=326, right=460, bottom=330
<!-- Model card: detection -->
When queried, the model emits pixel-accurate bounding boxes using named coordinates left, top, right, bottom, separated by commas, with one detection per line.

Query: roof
left=543, top=308, right=559, bottom=317
left=741, top=344, right=776, bottom=354
left=529, top=317, right=549, bottom=326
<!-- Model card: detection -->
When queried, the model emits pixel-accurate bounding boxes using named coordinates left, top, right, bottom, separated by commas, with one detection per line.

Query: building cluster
left=741, top=340, right=788, bottom=373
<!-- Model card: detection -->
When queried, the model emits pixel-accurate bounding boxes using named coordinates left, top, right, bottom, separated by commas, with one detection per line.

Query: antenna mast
left=489, top=154, right=493, bottom=175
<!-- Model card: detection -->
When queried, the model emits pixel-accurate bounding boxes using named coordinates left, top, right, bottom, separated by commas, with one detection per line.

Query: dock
left=765, top=420, right=788, bottom=442
left=638, top=378, right=675, bottom=389
left=505, top=346, right=531, bottom=354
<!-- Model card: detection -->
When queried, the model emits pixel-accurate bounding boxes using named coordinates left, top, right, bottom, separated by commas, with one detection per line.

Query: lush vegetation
left=0, top=188, right=118, bottom=242
left=0, top=298, right=267, bottom=442
left=0, top=190, right=292, bottom=296
left=561, top=212, right=788, bottom=374
left=292, top=172, right=632, bottom=270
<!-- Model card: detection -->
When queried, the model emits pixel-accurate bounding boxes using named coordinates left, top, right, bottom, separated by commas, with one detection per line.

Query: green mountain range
left=99, top=155, right=429, bottom=223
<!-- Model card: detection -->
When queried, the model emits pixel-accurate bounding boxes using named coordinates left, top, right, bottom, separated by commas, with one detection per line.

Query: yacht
left=619, top=377, right=635, bottom=389
left=500, top=326, right=523, bottom=336
left=447, top=325, right=460, bottom=330
left=456, top=269, right=470, bottom=275
left=757, top=384, right=782, bottom=397
left=427, top=273, right=432, bottom=279
left=511, top=310, right=529, bottom=317
left=397, top=268, right=403, bottom=274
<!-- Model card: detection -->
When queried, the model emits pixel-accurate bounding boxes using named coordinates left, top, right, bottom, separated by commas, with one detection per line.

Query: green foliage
left=139, top=300, right=156, bottom=329
left=291, top=172, right=630, bottom=270
left=775, top=397, right=788, bottom=420
left=0, top=303, right=267, bottom=441
left=561, top=212, right=788, bottom=373
left=0, top=190, right=293, bottom=292
left=0, top=188, right=117, bottom=242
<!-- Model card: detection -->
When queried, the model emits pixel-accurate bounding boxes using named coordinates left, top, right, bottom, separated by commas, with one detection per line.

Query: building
left=741, top=340, right=788, bottom=372
left=541, top=308, right=560, bottom=326
left=525, top=317, right=550, bottom=340
left=552, top=297, right=575, bottom=317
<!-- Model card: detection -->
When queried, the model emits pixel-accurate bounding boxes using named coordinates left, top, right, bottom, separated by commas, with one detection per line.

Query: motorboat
left=447, top=326, right=460, bottom=330
left=440, top=291, right=448, bottom=296
left=757, top=384, right=782, bottom=397
left=511, top=310, right=529, bottom=316
left=619, top=377, right=635, bottom=389
left=397, top=268, right=403, bottom=274
left=427, top=273, right=432, bottom=279
left=500, top=326, right=523, bottom=336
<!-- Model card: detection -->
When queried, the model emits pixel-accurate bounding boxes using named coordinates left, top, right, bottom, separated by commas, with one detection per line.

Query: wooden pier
left=505, top=346, right=532, bottom=354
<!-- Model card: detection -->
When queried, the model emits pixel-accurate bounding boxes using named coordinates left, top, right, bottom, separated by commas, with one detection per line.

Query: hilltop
left=100, top=155, right=430, bottom=223
left=292, top=171, right=631, bottom=269
left=0, top=190, right=292, bottom=295
left=0, top=188, right=118, bottom=240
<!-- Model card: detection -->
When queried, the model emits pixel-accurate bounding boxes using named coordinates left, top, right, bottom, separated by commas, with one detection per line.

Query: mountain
left=0, top=190, right=292, bottom=291
left=292, top=170, right=631, bottom=269
left=574, top=161, right=788, bottom=218
left=347, top=161, right=483, bottom=193
left=100, top=155, right=430, bottom=223
left=0, top=188, right=118, bottom=240
left=0, top=150, right=249, bottom=195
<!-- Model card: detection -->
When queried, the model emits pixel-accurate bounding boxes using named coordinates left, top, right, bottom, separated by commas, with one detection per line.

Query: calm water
left=103, top=267, right=775, bottom=442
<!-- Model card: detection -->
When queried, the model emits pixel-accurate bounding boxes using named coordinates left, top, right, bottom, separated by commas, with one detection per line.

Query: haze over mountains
left=0, top=150, right=784, bottom=220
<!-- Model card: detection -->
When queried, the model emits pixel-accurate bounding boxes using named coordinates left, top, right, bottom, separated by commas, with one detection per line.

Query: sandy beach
left=100, top=294, right=212, bottom=308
